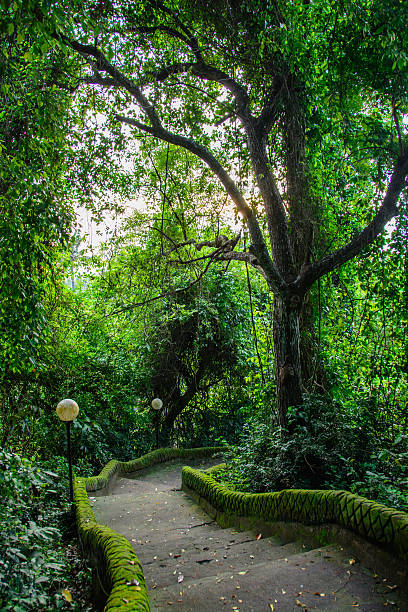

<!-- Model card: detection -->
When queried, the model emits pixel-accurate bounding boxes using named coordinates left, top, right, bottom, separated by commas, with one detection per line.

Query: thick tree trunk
left=273, top=294, right=303, bottom=429
left=161, top=385, right=197, bottom=443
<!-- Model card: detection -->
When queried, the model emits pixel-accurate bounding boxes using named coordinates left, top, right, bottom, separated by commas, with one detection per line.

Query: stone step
left=149, top=544, right=398, bottom=611
left=94, top=489, right=270, bottom=549
left=141, top=537, right=308, bottom=589
left=105, top=459, right=222, bottom=497
left=93, top=487, right=206, bottom=517
left=91, top=460, right=406, bottom=612
left=138, top=532, right=300, bottom=562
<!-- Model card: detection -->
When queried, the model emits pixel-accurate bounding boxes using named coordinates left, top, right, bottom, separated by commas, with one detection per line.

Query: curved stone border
left=74, top=447, right=225, bottom=611
left=182, top=466, right=408, bottom=561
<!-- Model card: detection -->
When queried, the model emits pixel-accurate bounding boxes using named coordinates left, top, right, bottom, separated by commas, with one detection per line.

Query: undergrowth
left=0, top=449, right=95, bottom=611
left=213, top=395, right=408, bottom=512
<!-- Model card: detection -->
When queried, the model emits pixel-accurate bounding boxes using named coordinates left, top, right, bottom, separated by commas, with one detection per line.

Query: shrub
left=220, top=395, right=408, bottom=511
left=0, top=449, right=93, bottom=611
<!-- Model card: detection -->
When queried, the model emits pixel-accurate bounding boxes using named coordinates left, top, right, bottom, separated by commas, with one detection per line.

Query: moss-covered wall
left=83, top=446, right=224, bottom=493
left=74, top=478, right=150, bottom=611
left=74, top=447, right=224, bottom=611
left=182, top=466, right=408, bottom=562
left=75, top=447, right=407, bottom=611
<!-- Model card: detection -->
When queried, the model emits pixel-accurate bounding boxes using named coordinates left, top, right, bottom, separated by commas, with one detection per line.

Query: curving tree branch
left=294, top=147, right=408, bottom=293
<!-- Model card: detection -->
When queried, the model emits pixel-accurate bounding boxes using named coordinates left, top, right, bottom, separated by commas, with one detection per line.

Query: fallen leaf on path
left=61, top=589, right=72, bottom=603
left=256, top=533, right=262, bottom=540
left=238, top=571, right=247, bottom=575
left=296, top=600, right=307, bottom=608
left=349, top=559, right=356, bottom=565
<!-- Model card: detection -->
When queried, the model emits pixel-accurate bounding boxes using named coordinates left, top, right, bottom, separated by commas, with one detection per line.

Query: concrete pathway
left=92, top=459, right=406, bottom=611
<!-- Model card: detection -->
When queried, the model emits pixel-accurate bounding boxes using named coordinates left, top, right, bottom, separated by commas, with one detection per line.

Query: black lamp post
left=56, top=399, right=79, bottom=502
left=151, top=398, right=163, bottom=449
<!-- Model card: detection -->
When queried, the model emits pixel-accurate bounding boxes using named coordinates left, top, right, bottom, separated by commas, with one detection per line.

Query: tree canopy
left=34, top=0, right=408, bottom=424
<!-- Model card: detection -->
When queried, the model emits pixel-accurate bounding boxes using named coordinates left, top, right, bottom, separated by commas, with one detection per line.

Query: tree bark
left=273, top=294, right=303, bottom=429
left=161, top=383, right=198, bottom=444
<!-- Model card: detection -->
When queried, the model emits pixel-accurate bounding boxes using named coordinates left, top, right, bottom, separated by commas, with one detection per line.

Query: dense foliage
left=0, top=449, right=94, bottom=611
left=0, top=16, right=72, bottom=380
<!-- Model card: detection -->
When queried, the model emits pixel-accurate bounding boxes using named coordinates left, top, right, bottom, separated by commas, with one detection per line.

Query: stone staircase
left=92, top=459, right=406, bottom=611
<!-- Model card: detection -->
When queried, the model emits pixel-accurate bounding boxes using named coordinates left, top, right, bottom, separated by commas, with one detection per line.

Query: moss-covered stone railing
left=182, top=466, right=408, bottom=562
left=74, top=446, right=224, bottom=611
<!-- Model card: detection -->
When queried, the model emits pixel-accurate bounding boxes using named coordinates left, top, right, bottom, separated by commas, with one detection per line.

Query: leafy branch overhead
left=54, top=1, right=407, bottom=300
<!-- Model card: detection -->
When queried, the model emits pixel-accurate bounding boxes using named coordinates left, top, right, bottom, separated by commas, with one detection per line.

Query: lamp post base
left=66, top=421, right=73, bottom=502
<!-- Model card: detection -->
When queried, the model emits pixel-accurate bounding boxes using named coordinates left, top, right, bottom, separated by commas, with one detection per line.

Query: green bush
left=0, top=449, right=93, bottom=611
left=221, top=395, right=408, bottom=511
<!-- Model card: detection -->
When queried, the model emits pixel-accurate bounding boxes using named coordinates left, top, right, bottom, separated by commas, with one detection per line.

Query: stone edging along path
left=73, top=447, right=408, bottom=611
left=73, top=447, right=224, bottom=611
left=182, top=465, right=408, bottom=561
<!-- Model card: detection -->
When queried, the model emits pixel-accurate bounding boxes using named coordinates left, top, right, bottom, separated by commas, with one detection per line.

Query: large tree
left=39, top=0, right=408, bottom=427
